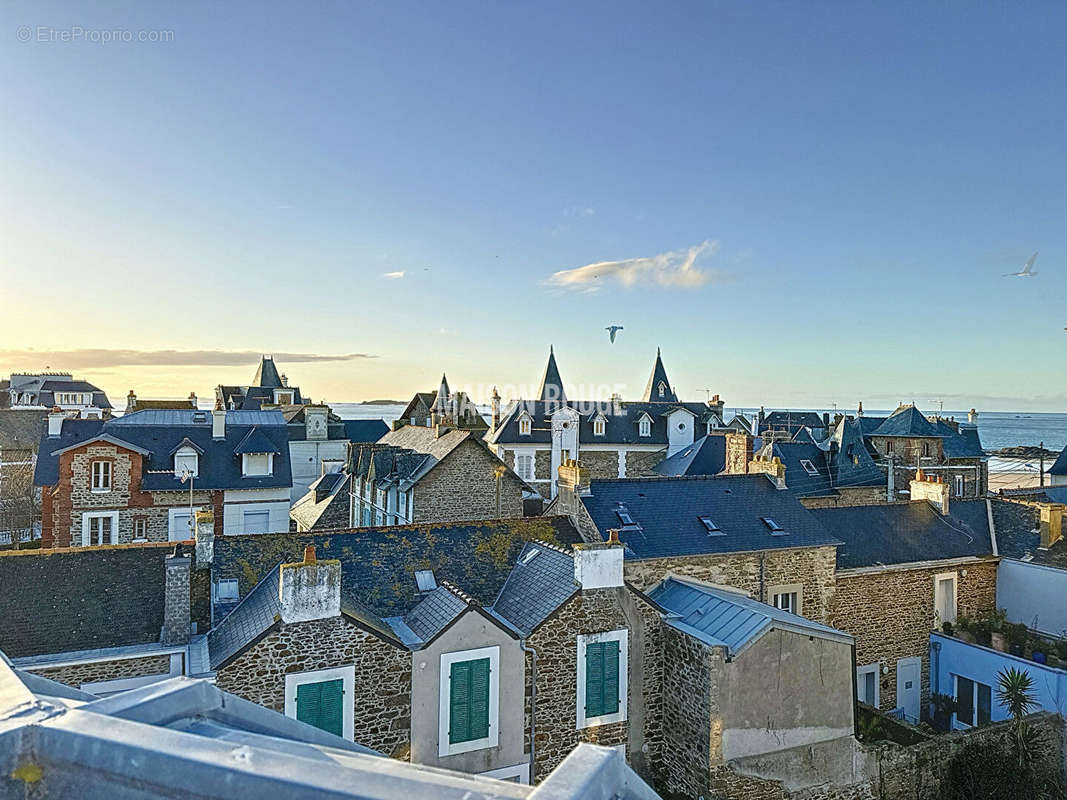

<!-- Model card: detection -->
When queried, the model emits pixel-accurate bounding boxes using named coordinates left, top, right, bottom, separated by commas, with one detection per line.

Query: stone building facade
left=25, top=653, right=176, bottom=688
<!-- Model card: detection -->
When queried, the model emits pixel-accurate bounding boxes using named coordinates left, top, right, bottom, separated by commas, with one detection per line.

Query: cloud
left=383, top=271, right=405, bottom=279
left=0, top=349, right=376, bottom=370
left=564, top=206, right=596, bottom=218
left=545, top=239, right=733, bottom=292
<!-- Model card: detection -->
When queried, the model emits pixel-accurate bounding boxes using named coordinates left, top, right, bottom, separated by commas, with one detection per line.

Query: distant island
left=357, top=399, right=406, bottom=405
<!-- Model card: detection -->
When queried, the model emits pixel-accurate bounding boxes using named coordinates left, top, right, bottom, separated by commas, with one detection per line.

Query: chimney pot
left=304, top=545, right=317, bottom=563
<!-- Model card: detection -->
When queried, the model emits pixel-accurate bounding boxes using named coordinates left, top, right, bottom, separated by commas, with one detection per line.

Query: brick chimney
left=574, top=532, right=624, bottom=590
left=1039, top=504, right=1065, bottom=550
left=724, top=432, right=753, bottom=474
left=909, top=469, right=950, bottom=515
left=279, top=545, right=341, bottom=624
left=194, top=510, right=215, bottom=567
left=47, top=408, right=65, bottom=437
left=126, top=390, right=137, bottom=412
left=556, top=458, right=591, bottom=518
left=212, top=399, right=226, bottom=439
left=161, top=544, right=191, bottom=645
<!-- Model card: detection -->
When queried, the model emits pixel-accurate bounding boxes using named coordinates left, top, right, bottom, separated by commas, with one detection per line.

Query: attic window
left=639, top=418, right=650, bottom=437
left=761, top=517, right=786, bottom=534
left=616, top=507, right=636, bottom=527
left=216, top=579, right=239, bottom=601
left=699, top=517, right=723, bottom=535
left=519, top=549, right=540, bottom=566
left=799, top=459, right=819, bottom=476
left=192, top=412, right=207, bottom=423
left=414, top=569, right=437, bottom=592
left=594, top=417, right=605, bottom=436
left=519, top=416, right=531, bottom=436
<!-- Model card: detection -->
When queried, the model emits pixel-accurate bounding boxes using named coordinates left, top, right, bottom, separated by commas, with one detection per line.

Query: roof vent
left=192, top=411, right=208, bottom=424
left=414, top=569, right=437, bottom=593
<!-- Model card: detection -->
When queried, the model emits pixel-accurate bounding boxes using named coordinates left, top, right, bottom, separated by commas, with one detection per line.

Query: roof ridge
left=437, top=580, right=478, bottom=606
left=529, top=538, right=573, bottom=557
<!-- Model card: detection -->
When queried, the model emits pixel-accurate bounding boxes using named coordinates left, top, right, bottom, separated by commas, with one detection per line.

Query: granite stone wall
left=27, top=654, right=173, bottom=688
left=581, top=450, right=621, bottom=480
left=215, top=615, right=411, bottom=757
left=413, top=440, right=525, bottom=523
left=624, top=448, right=667, bottom=478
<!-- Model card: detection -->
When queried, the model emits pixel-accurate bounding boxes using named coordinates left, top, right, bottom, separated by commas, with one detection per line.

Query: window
left=216, top=579, right=239, bottom=601
left=857, top=664, right=880, bottom=707
left=174, top=448, right=198, bottom=478
left=91, top=461, right=112, bottom=492
left=322, top=460, right=344, bottom=474
left=885, top=441, right=893, bottom=455
left=699, top=516, right=723, bottom=535
left=414, top=569, right=437, bottom=592
left=242, top=509, right=270, bottom=534
left=616, top=507, right=635, bottom=527
left=81, top=512, right=118, bottom=546
left=168, top=508, right=201, bottom=541
left=638, top=417, right=651, bottom=437
left=285, top=666, right=354, bottom=740
left=955, top=676, right=992, bottom=728
left=516, top=454, right=534, bottom=481
left=954, top=474, right=964, bottom=497
left=799, top=459, right=819, bottom=476
left=922, top=442, right=931, bottom=457
left=276, top=391, right=294, bottom=405
left=658, top=383, right=666, bottom=398
left=593, top=417, right=605, bottom=436
left=242, top=453, right=272, bottom=476
left=577, top=630, right=628, bottom=729
left=439, top=646, right=500, bottom=756
left=761, top=517, right=786, bottom=534
left=133, top=518, right=147, bottom=540
left=934, top=572, right=957, bottom=626
left=771, top=584, right=803, bottom=615
left=518, top=415, right=531, bottom=436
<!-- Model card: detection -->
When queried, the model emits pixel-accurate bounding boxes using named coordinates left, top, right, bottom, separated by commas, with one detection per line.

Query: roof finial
left=657, top=346, right=661, bottom=357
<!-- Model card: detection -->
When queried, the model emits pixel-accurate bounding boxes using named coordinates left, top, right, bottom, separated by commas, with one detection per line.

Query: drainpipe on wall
left=521, top=641, right=538, bottom=784
left=850, top=642, right=859, bottom=738
left=759, top=552, right=766, bottom=603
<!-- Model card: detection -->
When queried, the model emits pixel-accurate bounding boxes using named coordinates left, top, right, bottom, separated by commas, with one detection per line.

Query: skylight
left=616, top=508, right=635, bottom=526
left=699, top=517, right=723, bottom=535
left=761, top=517, right=786, bottom=534
left=519, top=549, right=540, bottom=566
left=414, top=569, right=437, bottom=592
left=799, top=459, right=819, bottom=476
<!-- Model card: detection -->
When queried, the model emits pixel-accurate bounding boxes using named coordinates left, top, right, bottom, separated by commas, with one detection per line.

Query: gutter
left=986, top=499, right=998, bottom=556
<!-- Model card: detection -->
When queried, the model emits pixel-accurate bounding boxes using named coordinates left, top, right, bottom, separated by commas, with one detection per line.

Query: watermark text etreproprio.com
left=17, top=25, right=174, bottom=44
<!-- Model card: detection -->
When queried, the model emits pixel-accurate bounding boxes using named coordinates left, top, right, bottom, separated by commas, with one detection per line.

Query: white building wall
left=222, top=487, right=292, bottom=535
left=997, top=558, right=1067, bottom=636
left=289, top=440, right=348, bottom=503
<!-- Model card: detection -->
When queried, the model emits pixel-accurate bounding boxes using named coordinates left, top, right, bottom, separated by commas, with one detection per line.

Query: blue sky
left=2, top=1, right=1065, bottom=410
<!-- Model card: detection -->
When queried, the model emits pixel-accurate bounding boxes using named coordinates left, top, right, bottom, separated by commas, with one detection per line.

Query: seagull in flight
left=605, top=325, right=624, bottom=343
left=1004, top=252, right=1038, bottom=277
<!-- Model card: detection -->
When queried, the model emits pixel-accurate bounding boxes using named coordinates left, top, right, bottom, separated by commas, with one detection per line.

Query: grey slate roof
left=398, top=584, right=469, bottom=644
left=649, top=577, right=852, bottom=656
left=869, top=405, right=940, bottom=438
left=810, top=500, right=995, bottom=570
left=537, top=347, right=566, bottom=403
left=34, top=410, right=292, bottom=491
left=234, top=426, right=283, bottom=454
left=252, top=356, right=283, bottom=388
left=765, top=418, right=884, bottom=498
left=492, top=541, right=577, bottom=635
left=0, top=409, right=46, bottom=452
left=342, top=418, right=389, bottom=443
left=578, top=474, right=842, bottom=559
left=641, top=349, right=678, bottom=403
left=1049, top=445, right=1067, bottom=476
left=207, top=567, right=281, bottom=669
left=989, top=499, right=1067, bottom=568
left=932, top=419, right=986, bottom=459
left=652, top=434, right=726, bottom=477
left=759, top=411, right=825, bottom=436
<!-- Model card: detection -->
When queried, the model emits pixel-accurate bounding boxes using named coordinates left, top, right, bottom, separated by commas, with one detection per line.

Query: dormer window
left=658, top=382, right=666, bottom=398
left=174, top=446, right=199, bottom=478
left=275, top=390, right=294, bottom=405
left=519, top=414, right=532, bottom=436
left=639, top=417, right=651, bottom=437
left=761, top=517, right=786, bottom=535
left=242, top=453, right=273, bottom=476
left=593, top=416, right=605, bottom=436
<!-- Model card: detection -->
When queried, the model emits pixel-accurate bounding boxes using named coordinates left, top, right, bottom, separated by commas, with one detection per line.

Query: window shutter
left=297, top=679, right=344, bottom=737
left=469, top=658, right=490, bottom=740
left=602, top=640, right=620, bottom=715
left=449, top=661, right=471, bottom=743
left=585, top=642, right=604, bottom=718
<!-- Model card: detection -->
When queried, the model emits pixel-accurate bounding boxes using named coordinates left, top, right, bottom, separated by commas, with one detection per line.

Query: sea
left=331, top=403, right=1067, bottom=462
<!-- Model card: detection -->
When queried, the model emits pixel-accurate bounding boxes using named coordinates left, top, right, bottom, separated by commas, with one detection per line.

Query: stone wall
left=582, top=450, right=621, bottom=480
left=215, top=615, right=411, bottom=757
left=828, top=560, right=998, bottom=710
left=624, top=546, right=839, bottom=624
left=526, top=586, right=663, bottom=784
left=871, top=436, right=944, bottom=465
left=413, top=440, right=526, bottom=523
left=799, top=487, right=886, bottom=509
left=625, top=448, right=667, bottom=478
left=27, top=653, right=173, bottom=688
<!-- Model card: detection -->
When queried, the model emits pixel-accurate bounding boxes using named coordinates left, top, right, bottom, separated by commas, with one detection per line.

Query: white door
left=896, top=657, right=921, bottom=723
left=857, top=664, right=880, bottom=707
left=243, top=510, right=270, bottom=534
left=934, top=573, right=957, bottom=625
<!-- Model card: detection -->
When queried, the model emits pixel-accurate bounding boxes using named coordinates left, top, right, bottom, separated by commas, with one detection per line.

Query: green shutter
left=585, top=640, right=620, bottom=719
left=450, top=657, right=490, bottom=744
left=296, top=678, right=344, bottom=737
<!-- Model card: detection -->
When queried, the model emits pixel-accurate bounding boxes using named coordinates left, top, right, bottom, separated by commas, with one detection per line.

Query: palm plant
left=996, top=667, right=1041, bottom=768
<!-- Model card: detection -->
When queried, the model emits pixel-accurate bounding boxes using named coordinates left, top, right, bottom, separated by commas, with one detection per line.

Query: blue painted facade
left=930, top=632, right=1067, bottom=730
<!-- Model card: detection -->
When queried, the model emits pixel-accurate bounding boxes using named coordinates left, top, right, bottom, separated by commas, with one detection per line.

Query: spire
left=536, top=347, right=566, bottom=404
left=432, top=373, right=451, bottom=412
left=641, top=348, right=677, bottom=402
left=253, top=355, right=282, bottom=388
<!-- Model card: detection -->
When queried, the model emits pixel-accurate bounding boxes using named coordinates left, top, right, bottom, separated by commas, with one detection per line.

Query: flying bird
left=606, top=325, right=624, bottom=343
left=1004, top=252, right=1038, bottom=278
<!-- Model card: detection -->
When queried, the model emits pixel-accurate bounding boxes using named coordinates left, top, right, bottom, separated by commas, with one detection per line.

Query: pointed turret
left=536, top=346, right=566, bottom=404
left=641, top=347, right=677, bottom=402
left=432, top=373, right=451, bottom=412
left=253, top=355, right=283, bottom=388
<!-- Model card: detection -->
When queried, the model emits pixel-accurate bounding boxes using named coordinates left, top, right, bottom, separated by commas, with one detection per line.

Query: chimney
left=857, top=401, right=864, bottom=417
left=611, top=393, right=623, bottom=416
left=491, top=386, right=501, bottom=431
left=574, top=535, right=624, bottom=590
left=748, top=454, right=787, bottom=490
left=279, top=545, right=341, bottom=624
left=909, top=469, right=950, bottom=515
left=126, top=390, right=137, bottom=412
left=968, top=408, right=978, bottom=425
left=822, top=412, right=830, bottom=429
left=161, top=544, right=191, bottom=645
left=1039, top=504, right=1065, bottom=550
left=47, top=408, right=65, bottom=437
left=280, top=373, right=289, bottom=388
left=556, top=458, right=591, bottom=517
left=189, top=391, right=197, bottom=407
left=724, top=432, right=754, bottom=474
left=194, top=510, right=215, bottom=567
left=434, top=423, right=450, bottom=439
left=212, top=399, right=226, bottom=439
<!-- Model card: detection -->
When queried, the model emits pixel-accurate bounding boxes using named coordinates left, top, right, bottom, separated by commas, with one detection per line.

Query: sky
left=1, top=1, right=1066, bottom=412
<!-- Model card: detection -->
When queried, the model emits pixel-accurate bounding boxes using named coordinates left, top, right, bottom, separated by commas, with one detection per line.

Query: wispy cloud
left=383, top=271, right=405, bottom=279
left=545, top=240, right=733, bottom=292
left=0, top=349, right=377, bottom=370
left=564, top=206, right=596, bottom=218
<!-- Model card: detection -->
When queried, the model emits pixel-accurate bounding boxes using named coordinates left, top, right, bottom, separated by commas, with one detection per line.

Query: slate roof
left=492, top=541, right=577, bottom=636
left=760, top=411, right=825, bottom=436
left=763, top=418, right=884, bottom=498
left=0, top=544, right=176, bottom=658
left=652, top=435, right=726, bottom=477
left=578, top=474, right=841, bottom=559
left=207, top=567, right=282, bottom=669
left=210, top=517, right=583, bottom=623
left=34, top=410, right=292, bottom=491
left=234, top=426, right=283, bottom=454
left=649, top=577, right=851, bottom=656
left=989, top=499, right=1067, bottom=568
left=343, top=419, right=389, bottom=443
left=537, top=347, right=566, bottom=403
left=869, top=405, right=940, bottom=438
left=856, top=416, right=887, bottom=436
left=289, top=471, right=350, bottom=531
left=1049, top=445, right=1067, bottom=476
left=641, top=349, right=677, bottom=403
left=0, top=410, right=46, bottom=452
left=809, top=500, right=996, bottom=570
left=930, top=419, right=986, bottom=459
left=253, top=356, right=284, bottom=389
left=398, top=584, right=469, bottom=644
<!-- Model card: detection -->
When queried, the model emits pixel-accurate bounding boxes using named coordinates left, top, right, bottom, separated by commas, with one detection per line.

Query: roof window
left=799, top=459, right=819, bottom=476
left=414, top=569, right=437, bottom=592
left=761, top=517, right=786, bottom=534
left=615, top=506, right=636, bottom=527
left=519, top=549, right=540, bottom=566
left=699, top=517, right=723, bottom=535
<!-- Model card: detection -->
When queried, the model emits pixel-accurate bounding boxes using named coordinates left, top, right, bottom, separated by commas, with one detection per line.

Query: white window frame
left=934, top=571, right=958, bottom=626
left=241, top=508, right=271, bottom=534
left=174, top=447, right=199, bottom=478
left=769, top=583, right=803, bottom=616
left=275, top=390, right=294, bottom=405
left=284, top=665, right=355, bottom=741
left=241, top=452, right=273, bottom=476
left=81, top=511, right=119, bottom=546
left=576, top=629, right=628, bottom=730
left=954, top=474, right=965, bottom=497
left=518, top=414, right=532, bottom=436
left=132, top=517, right=148, bottom=540
left=856, top=663, right=880, bottom=707
left=516, top=453, right=534, bottom=481
left=799, top=459, right=819, bottom=476
left=478, top=763, right=530, bottom=785
left=90, top=460, right=112, bottom=493
left=638, top=418, right=650, bottom=437
left=168, top=507, right=203, bottom=541
left=593, top=417, right=605, bottom=436
left=439, top=645, right=500, bottom=757
left=215, top=578, right=239, bottom=601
